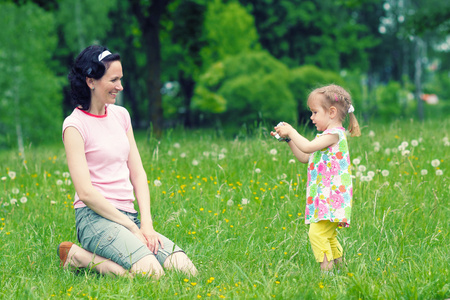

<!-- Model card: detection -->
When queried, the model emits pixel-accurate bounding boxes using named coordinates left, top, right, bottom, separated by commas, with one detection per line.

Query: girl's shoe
left=57, top=242, right=74, bottom=267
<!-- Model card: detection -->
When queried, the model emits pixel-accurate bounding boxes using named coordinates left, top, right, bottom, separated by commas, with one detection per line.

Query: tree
left=192, top=51, right=297, bottom=125
left=0, top=2, right=62, bottom=152
left=130, top=0, right=170, bottom=138
left=238, top=0, right=378, bottom=71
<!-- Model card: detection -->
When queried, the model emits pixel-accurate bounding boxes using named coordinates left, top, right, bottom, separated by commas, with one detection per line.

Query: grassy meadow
left=0, top=118, right=449, bottom=299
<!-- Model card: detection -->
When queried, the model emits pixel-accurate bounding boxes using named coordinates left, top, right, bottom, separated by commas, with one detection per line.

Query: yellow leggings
left=308, top=221, right=343, bottom=262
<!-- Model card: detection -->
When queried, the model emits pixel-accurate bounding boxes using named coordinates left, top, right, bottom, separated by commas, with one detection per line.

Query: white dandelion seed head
left=381, top=170, right=389, bottom=177
left=436, top=170, right=443, bottom=176
left=168, top=150, right=173, bottom=156
left=65, top=179, right=72, bottom=186
left=421, top=169, right=428, bottom=176
left=241, top=198, right=249, bottom=205
left=272, top=157, right=278, bottom=161
left=401, top=141, right=409, bottom=148
left=431, top=159, right=440, bottom=167
left=289, top=159, right=296, bottom=164
left=398, top=145, right=405, bottom=151
left=373, top=142, right=381, bottom=148
left=3, top=202, right=9, bottom=207
left=401, top=150, right=410, bottom=157
left=355, top=171, right=362, bottom=178
left=374, top=146, right=380, bottom=153
left=11, top=188, right=19, bottom=194
left=20, top=196, right=27, bottom=203
left=369, top=130, right=375, bottom=137
left=50, top=200, right=57, bottom=205
left=8, top=171, right=16, bottom=180
left=56, top=179, right=63, bottom=186
left=353, top=158, right=361, bottom=165
left=62, top=172, right=70, bottom=178
left=192, top=160, right=199, bottom=166
left=203, top=151, right=210, bottom=157
left=227, top=199, right=234, bottom=206
left=269, top=149, right=278, bottom=155
left=173, top=143, right=181, bottom=148
left=10, top=198, right=17, bottom=205
left=445, top=141, right=450, bottom=147
left=358, top=165, right=367, bottom=172
left=180, top=153, right=186, bottom=158
left=411, top=140, right=419, bottom=147
left=442, top=137, right=449, bottom=143
left=255, top=168, right=261, bottom=174
left=384, top=148, right=391, bottom=155
left=153, top=180, right=162, bottom=187
left=1, top=176, right=6, bottom=181
left=367, top=171, right=375, bottom=178
left=218, top=153, right=226, bottom=160
left=221, top=148, right=228, bottom=153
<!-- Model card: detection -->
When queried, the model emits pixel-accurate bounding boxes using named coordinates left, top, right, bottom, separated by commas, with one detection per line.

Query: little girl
left=272, top=84, right=360, bottom=272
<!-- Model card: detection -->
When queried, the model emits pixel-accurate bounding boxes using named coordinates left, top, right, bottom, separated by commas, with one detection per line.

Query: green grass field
left=0, top=119, right=449, bottom=299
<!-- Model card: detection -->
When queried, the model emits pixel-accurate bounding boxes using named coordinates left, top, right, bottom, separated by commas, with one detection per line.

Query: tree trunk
left=130, top=0, right=169, bottom=138
left=414, top=37, right=424, bottom=121
left=178, top=71, right=195, bottom=127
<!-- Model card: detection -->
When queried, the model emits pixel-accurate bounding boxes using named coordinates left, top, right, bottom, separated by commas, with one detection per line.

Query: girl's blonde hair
left=307, top=84, right=361, bottom=137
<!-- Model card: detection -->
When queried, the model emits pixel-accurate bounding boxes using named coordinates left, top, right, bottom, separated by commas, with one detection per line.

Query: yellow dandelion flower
left=184, top=278, right=189, bottom=282
left=191, top=282, right=197, bottom=286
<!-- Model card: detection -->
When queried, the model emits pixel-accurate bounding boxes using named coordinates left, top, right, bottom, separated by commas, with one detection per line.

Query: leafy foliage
left=0, top=2, right=62, bottom=148
left=193, top=51, right=296, bottom=125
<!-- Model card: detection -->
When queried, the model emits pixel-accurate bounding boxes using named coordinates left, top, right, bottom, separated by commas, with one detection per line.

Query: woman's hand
left=140, top=224, right=164, bottom=254
left=128, top=224, right=149, bottom=246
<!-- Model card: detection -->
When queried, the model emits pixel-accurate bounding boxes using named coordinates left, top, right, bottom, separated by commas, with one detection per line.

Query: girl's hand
left=273, top=122, right=294, bottom=138
left=140, top=225, right=164, bottom=254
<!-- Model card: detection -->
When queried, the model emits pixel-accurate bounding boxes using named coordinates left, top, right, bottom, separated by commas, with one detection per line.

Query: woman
left=59, top=45, right=197, bottom=278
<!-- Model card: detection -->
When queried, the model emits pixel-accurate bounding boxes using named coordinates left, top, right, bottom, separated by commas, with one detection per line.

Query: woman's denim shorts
left=75, top=206, right=183, bottom=270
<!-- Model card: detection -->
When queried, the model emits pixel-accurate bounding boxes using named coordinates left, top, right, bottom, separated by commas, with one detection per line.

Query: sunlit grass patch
left=0, top=119, right=449, bottom=299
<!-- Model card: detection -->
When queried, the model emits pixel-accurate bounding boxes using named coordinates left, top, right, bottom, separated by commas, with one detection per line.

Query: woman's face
left=91, top=60, right=123, bottom=106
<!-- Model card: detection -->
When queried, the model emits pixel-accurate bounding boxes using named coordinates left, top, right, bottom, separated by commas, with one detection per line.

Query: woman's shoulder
left=108, top=104, right=129, bottom=114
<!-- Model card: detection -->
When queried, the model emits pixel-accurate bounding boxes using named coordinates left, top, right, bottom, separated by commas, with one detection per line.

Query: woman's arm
left=126, top=126, right=163, bottom=254
left=63, top=127, right=146, bottom=243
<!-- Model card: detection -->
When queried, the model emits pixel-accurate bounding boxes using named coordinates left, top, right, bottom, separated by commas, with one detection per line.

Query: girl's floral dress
left=305, top=127, right=352, bottom=227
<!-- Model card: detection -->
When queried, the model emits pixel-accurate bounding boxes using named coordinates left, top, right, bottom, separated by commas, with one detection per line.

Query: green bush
left=289, top=65, right=345, bottom=122
left=192, top=51, right=297, bottom=125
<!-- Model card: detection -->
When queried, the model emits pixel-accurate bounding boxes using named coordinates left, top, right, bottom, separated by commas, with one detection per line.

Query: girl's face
left=91, top=60, right=123, bottom=106
left=308, top=95, right=332, bottom=132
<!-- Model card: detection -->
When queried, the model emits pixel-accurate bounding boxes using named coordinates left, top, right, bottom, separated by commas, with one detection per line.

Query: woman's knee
left=163, top=252, right=198, bottom=276
left=131, top=255, right=164, bottom=278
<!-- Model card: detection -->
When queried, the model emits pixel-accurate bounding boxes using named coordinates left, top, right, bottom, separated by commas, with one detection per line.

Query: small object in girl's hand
left=274, top=122, right=286, bottom=141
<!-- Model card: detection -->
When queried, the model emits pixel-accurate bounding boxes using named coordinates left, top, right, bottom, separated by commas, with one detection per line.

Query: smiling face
left=87, top=60, right=123, bottom=112
left=308, top=94, right=332, bottom=132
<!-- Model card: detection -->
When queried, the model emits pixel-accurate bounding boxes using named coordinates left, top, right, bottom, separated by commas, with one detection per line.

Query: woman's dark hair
left=68, top=45, right=120, bottom=110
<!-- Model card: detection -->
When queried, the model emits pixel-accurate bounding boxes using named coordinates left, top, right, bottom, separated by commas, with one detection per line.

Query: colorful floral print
left=306, top=127, right=352, bottom=227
